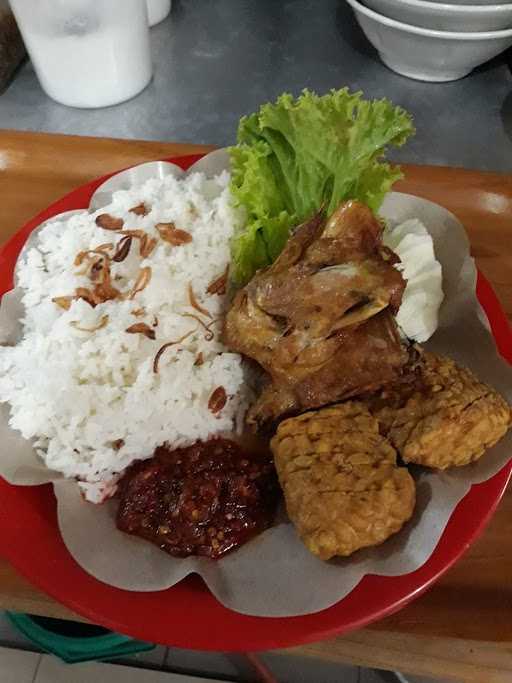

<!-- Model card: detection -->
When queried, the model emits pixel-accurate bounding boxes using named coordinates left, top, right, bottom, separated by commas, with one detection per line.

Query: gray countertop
left=1, top=0, right=511, bottom=171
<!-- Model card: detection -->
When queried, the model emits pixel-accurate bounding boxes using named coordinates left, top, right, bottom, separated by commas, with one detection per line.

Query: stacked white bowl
left=346, top=0, right=512, bottom=80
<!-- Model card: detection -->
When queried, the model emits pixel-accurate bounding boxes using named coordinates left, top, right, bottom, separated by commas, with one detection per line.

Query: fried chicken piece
left=249, top=311, right=407, bottom=427
left=271, top=403, right=416, bottom=559
left=225, top=201, right=407, bottom=427
left=367, top=352, right=511, bottom=469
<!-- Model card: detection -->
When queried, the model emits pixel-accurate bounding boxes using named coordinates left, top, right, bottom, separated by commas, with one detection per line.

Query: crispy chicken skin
left=250, top=311, right=407, bottom=427
left=271, top=403, right=416, bottom=559
left=367, top=352, right=511, bottom=469
left=225, top=201, right=407, bottom=427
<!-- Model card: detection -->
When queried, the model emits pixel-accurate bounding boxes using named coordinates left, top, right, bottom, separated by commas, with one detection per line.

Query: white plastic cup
left=147, top=0, right=172, bottom=27
left=9, top=0, right=152, bottom=108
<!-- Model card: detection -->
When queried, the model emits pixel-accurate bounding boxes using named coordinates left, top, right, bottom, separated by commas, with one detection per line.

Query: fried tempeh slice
left=271, top=402, right=415, bottom=560
left=367, top=352, right=511, bottom=469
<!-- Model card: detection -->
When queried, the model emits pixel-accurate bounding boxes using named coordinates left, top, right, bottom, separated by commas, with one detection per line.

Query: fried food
left=271, top=403, right=416, bottom=559
left=250, top=310, right=407, bottom=428
left=225, top=201, right=408, bottom=427
left=367, top=352, right=511, bottom=469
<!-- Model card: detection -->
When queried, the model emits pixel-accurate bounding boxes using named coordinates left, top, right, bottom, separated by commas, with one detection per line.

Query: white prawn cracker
left=384, top=217, right=444, bottom=343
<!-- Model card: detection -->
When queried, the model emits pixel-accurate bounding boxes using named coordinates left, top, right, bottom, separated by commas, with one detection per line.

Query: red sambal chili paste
left=116, top=438, right=279, bottom=558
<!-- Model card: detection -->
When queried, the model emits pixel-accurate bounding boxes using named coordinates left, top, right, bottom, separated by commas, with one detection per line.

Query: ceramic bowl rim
left=375, top=0, right=512, bottom=13
left=348, top=0, right=512, bottom=36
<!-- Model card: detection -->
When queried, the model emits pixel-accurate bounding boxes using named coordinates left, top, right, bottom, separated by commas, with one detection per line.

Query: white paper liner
left=0, top=150, right=510, bottom=617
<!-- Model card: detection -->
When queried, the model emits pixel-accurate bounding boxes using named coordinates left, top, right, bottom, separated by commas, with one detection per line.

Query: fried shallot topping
left=75, top=287, right=97, bottom=307
left=119, top=230, right=157, bottom=258
left=70, top=315, right=109, bottom=333
left=140, top=234, right=158, bottom=258
left=125, top=322, right=156, bottom=340
left=93, top=281, right=122, bottom=303
left=54, top=209, right=204, bottom=342
left=188, top=283, right=212, bottom=319
left=112, top=236, right=133, bottom=263
left=93, top=243, right=115, bottom=254
left=89, top=258, right=106, bottom=282
left=155, top=222, right=193, bottom=246
left=207, top=265, right=229, bottom=296
left=153, top=330, right=194, bottom=374
left=208, top=386, right=227, bottom=414
left=95, top=214, right=124, bottom=231
left=129, top=202, right=150, bottom=216
left=52, top=296, right=74, bottom=311
left=129, top=267, right=152, bottom=299
left=181, top=313, right=215, bottom=341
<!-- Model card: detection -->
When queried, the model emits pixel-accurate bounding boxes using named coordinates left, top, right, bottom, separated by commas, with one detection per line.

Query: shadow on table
left=500, top=92, right=512, bottom=147
left=499, top=48, right=512, bottom=146
left=335, top=0, right=380, bottom=65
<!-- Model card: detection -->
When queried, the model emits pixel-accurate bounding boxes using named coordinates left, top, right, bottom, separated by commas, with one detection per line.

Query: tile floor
left=0, top=611, right=454, bottom=683
left=0, top=643, right=459, bottom=683
left=0, top=646, right=229, bottom=683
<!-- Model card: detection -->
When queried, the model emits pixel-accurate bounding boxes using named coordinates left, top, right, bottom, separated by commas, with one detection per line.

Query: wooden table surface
left=1, top=130, right=512, bottom=682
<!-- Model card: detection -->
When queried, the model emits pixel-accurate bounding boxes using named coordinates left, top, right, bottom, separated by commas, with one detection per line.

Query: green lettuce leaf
left=229, top=88, right=414, bottom=285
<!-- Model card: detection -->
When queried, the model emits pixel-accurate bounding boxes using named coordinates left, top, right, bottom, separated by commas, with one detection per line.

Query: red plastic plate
left=0, top=155, right=510, bottom=651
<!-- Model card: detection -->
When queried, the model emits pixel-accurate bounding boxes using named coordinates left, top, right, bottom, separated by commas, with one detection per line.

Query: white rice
left=0, top=170, right=250, bottom=502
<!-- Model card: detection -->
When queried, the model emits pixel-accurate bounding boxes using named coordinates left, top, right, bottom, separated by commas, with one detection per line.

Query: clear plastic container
left=147, top=0, right=172, bottom=27
left=9, top=0, right=152, bottom=108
